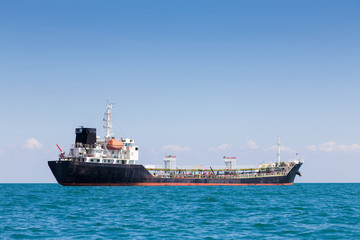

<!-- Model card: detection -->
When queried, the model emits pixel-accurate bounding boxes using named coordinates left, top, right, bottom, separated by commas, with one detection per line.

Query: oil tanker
left=48, top=103, right=303, bottom=186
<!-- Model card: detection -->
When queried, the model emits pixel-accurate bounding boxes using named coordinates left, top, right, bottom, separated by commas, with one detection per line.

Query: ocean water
left=0, top=184, right=359, bottom=239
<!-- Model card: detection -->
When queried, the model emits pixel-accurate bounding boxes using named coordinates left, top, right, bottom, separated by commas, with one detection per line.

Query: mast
left=103, top=102, right=114, bottom=140
left=277, top=136, right=281, bottom=164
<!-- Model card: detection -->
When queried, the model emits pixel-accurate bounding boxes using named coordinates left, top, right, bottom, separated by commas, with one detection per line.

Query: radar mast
left=103, top=102, right=114, bottom=140
left=277, top=136, right=281, bottom=164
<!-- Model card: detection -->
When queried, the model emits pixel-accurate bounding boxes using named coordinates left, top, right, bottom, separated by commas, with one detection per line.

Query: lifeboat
left=106, top=138, right=124, bottom=150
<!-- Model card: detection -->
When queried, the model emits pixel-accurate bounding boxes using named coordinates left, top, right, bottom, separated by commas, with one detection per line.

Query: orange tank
left=106, top=138, right=124, bottom=150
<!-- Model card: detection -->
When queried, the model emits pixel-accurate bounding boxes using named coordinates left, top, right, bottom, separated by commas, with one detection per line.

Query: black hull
left=48, top=161, right=302, bottom=186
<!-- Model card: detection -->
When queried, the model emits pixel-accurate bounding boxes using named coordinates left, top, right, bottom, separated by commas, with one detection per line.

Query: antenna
left=277, top=136, right=281, bottom=164
left=103, top=101, right=114, bottom=140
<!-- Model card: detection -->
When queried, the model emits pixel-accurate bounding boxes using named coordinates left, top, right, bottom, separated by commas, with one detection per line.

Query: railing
left=147, top=164, right=297, bottom=179
left=146, top=165, right=295, bottom=172
left=145, top=164, right=261, bottom=171
left=151, top=170, right=290, bottom=179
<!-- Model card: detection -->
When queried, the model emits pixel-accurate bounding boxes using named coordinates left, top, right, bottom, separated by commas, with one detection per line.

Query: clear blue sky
left=1, top=0, right=359, bottom=182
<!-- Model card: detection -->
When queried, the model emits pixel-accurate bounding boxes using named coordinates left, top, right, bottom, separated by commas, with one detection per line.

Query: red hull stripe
left=61, top=182, right=294, bottom=186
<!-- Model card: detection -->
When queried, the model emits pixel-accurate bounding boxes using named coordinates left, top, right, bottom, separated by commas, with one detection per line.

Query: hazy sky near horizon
left=1, top=0, right=360, bottom=183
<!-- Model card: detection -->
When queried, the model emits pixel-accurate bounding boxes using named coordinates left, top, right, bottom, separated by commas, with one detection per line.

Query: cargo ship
left=48, top=103, right=303, bottom=186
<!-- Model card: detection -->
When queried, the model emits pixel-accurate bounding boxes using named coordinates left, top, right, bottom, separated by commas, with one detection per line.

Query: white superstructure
left=59, top=103, right=139, bottom=165
left=164, top=155, right=176, bottom=170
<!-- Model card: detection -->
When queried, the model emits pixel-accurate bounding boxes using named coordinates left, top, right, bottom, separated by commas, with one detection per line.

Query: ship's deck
left=146, top=164, right=295, bottom=179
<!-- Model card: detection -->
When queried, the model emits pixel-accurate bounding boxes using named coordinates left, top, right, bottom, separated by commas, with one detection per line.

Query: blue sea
left=0, top=184, right=359, bottom=239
